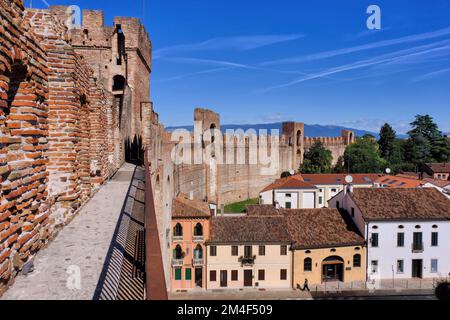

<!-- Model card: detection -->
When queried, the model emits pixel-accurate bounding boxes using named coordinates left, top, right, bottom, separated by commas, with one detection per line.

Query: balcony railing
left=238, top=255, right=256, bottom=266
left=172, top=236, right=183, bottom=242
left=172, top=258, right=184, bottom=266
left=193, top=235, right=204, bottom=242
left=192, top=258, right=204, bottom=266
left=412, top=242, right=424, bottom=253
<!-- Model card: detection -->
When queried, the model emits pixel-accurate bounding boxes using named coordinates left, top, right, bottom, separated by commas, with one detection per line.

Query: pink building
left=170, top=194, right=211, bottom=290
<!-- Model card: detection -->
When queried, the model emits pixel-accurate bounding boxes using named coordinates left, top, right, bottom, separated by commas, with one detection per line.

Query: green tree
left=333, top=156, right=346, bottom=173
left=299, top=141, right=333, bottom=174
left=407, top=115, right=444, bottom=163
left=344, top=135, right=387, bottom=173
left=378, top=123, right=396, bottom=160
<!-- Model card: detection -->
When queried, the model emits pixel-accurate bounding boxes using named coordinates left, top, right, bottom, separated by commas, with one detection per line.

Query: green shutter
left=185, top=268, right=192, bottom=280
left=175, top=268, right=182, bottom=280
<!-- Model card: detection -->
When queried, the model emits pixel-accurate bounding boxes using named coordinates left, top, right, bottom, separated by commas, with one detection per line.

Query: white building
left=329, top=187, right=450, bottom=281
left=259, top=173, right=380, bottom=209
left=422, top=179, right=450, bottom=199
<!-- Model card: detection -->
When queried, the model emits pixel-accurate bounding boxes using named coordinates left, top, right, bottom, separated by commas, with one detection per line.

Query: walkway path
left=1, top=163, right=137, bottom=300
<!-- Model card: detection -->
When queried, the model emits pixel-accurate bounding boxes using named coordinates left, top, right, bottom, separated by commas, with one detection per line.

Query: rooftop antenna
left=385, top=168, right=391, bottom=174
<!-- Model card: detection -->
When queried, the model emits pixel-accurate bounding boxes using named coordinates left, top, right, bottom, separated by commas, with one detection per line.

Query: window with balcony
left=193, top=244, right=203, bottom=266
left=173, top=223, right=183, bottom=240
left=193, top=223, right=203, bottom=241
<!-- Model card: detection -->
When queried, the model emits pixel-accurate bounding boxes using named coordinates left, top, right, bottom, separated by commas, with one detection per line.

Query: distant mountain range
left=165, top=122, right=409, bottom=139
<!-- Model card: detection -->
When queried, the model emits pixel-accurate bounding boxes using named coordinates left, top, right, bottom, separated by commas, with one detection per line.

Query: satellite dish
left=345, top=175, right=353, bottom=184
left=385, top=168, right=392, bottom=174
left=289, top=170, right=295, bottom=176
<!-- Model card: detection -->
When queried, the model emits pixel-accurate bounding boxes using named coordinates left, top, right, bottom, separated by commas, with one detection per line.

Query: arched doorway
left=322, top=255, right=344, bottom=282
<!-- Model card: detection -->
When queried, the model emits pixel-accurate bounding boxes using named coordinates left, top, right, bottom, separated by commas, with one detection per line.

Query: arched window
left=112, top=75, right=125, bottom=91
left=296, top=130, right=302, bottom=146
left=194, top=223, right=203, bottom=236
left=210, top=123, right=216, bottom=143
left=194, top=244, right=203, bottom=259
left=173, top=223, right=183, bottom=237
left=353, top=254, right=361, bottom=267
left=173, top=245, right=183, bottom=259
left=304, top=257, right=312, bottom=271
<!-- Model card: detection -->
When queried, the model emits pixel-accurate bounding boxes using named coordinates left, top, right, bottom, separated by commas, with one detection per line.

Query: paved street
left=1, top=164, right=136, bottom=300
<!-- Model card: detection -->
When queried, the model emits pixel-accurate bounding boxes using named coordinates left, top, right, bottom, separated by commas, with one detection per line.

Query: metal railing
left=412, top=242, right=424, bottom=253
left=193, top=235, right=204, bottom=242
left=144, top=151, right=168, bottom=300
left=193, top=258, right=204, bottom=266
left=172, top=235, right=183, bottom=242
left=172, top=259, right=184, bottom=267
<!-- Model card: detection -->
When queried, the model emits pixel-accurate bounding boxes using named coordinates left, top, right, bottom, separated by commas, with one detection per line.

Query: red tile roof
left=283, top=208, right=364, bottom=249
left=172, top=193, right=211, bottom=219
left=423, top=178, right=450, bottom=188
left=424, top=163, right=450, bottom=173
left=260, top=175, right=316, bottom=193
left=300, top=173, right=383, bottom=185
left=208, top=215, right=291, bottom=244
left=350, top=188, right=450, bottom=221
left=375, top=175, right=424, bottom=188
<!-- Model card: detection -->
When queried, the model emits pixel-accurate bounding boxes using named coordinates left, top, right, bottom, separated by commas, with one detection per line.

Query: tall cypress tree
left=378, top=123, right=396, bottom=159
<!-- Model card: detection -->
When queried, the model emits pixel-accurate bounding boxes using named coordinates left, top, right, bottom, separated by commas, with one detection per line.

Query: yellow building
left=284, top=208, right=366, bottom=286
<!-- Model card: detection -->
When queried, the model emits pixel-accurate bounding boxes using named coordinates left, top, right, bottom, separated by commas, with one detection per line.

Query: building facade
left=329, top=188, right=450, bottom=281
left=170, top=194, right=211, bottom=290
left=206, top=216, right=292, bottom=290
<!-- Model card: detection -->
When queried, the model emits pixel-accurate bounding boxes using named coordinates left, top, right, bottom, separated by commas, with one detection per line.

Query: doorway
left=322, top=256, right=344, bottom=282
left=195, top=268, right=203, bottom=288
left=244, top=270, right=253, bottom=287
left=220, top=270, right=227, bottom=287
left=412, top=259, right=423, bottom=278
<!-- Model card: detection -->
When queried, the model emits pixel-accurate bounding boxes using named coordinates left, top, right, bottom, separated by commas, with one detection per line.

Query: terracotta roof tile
left=260, top=175, right=317, bottom=193
left=300, top=173, right=382, bottom=185
left=208, top=215, right=291, bottom=243
left=375, top=175, right=424, bottom=188
left=246, top=204, right=280, bottom=216
left=425, top=163, right=450, bottom=173
left=283, top=208, right=364, bottom=249
left=423, top=178, right=450, bottom=188
left=350, top=188, right=450, bottom=221
left=172, top=193, right=211, bottom=218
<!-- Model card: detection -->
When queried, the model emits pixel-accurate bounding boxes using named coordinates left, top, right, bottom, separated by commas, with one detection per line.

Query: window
left=319, top=196, right=323, bottom=205
left=285, top=202, right=291, bottom=209
left=336, top=201, right=340, bottom=209
left=331, top=188, right=337, bottom=193
left=173, top=223, right=183, bottom=237
left=231, top=246, right=238, bottom=256
left=413, top=232, right=423, bottom=251
left=244, top=246, right=252, bottom=258
left=210, top=246, right=217, bottom=256
left=280, top=269, right=287, bottom=280
left=431, top=232, right=438, bottom=246
left=193, top=223, right=203, bottom=236
left=280, top=245, right=287, bottom=255
left=371, top=260, right=378, bottom=273
left=258, top=270, right=265, bottom=281
left=174, top=268, right=182, bottom=280
left=353, top=254, right=361, bottom=267
left=259, top=245, right=265, bottom=256
left=210, top=270, right=217, bottom=281
left=397, top=233, right=404, bottom=247
left=397, top=260, right=404, bottom=273
left=304, top=257, right=312, bottom=271
left=173, top=245, right=183, bottom=259
left=431, top=259, right=438, bottom=273
left=371, top=233, right=379, bottom=247
left=351, top=207, right=355, bottom=217
left=285, top=193, right=292, bottom=198
left=185, top=268, right=192, bottom=280
left=231, top=270, right=238, bottom=281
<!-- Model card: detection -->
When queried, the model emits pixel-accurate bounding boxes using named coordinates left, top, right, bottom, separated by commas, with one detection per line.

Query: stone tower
left=282, top=122, right=305, bottom=171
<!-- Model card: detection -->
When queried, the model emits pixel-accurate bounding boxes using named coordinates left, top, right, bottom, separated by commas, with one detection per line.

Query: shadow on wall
left=125, top=135, right=144, bottom=165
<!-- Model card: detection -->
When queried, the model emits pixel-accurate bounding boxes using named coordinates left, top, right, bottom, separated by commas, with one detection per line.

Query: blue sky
left=29, top=0, right=450, bottom=133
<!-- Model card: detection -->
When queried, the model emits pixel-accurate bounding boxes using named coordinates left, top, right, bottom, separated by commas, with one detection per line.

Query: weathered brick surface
left=0, top=1, right=149, bottom=293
